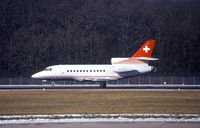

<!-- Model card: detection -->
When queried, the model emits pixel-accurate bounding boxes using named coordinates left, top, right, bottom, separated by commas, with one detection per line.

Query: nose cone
left=31, top=73, right=39, bottom=79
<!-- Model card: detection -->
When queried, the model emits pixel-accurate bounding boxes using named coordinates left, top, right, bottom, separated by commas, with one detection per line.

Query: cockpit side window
left=44, top=68, right=52, bottom=71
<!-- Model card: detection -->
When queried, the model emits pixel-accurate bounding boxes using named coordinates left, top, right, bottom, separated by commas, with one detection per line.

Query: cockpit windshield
left=43, top=68, right=52, bottom=71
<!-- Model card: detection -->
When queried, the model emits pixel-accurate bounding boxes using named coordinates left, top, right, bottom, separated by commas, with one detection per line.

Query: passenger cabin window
left=64, top=69, right=105, bottom=73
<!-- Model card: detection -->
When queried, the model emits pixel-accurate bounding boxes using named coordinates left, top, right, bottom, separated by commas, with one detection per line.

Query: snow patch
left=1, top=114, right=200, bottom=124
left=1, top=113, right=200, bottom=118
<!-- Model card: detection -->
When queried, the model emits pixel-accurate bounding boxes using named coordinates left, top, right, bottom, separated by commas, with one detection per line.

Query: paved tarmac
left=0, top=84, right=200, bottom=90
left=1, top=122, right=200, bottom=128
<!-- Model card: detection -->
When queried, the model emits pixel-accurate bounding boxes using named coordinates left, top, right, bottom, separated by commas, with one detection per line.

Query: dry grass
left=0, top=90, right=200, bottom=115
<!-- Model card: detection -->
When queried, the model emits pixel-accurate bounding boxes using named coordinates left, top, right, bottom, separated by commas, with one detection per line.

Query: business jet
left=31, top=40, right=158, bottom=88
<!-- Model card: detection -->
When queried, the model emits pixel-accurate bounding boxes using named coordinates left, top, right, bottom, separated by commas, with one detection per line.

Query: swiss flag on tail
left=132, top=40, right=155, bottom=58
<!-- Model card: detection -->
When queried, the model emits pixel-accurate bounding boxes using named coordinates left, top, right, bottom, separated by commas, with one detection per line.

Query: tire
left=100, top=81, right=106, bottom=88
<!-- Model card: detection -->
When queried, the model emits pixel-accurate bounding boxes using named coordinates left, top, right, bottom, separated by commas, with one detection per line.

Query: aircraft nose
left=31, top=73, right=39, bottom=79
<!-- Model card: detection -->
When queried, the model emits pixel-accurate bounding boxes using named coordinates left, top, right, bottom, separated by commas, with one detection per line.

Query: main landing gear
left=100, top=81, right=107, bottom=88
left=51, top=81, right=55, bottom=88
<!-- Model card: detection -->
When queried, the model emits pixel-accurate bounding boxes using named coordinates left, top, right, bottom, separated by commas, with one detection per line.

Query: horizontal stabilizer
left=134, top=57, right=159, bottom=61
left=113, top=66, right=135, bottom=73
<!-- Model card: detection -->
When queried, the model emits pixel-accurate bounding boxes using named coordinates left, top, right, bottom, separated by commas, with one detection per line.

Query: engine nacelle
left=113, top=65, right=135, bottom=73
left=111, top=58, right=129, bottom=64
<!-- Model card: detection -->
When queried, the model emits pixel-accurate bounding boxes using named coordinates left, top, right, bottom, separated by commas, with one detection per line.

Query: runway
left=0, top=84, right=200, bottom=90
left=1, top=122, right=200, bottom=128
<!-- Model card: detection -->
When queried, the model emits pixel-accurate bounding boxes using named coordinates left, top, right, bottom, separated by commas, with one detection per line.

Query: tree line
left=0, top=0, right=200, bottom=77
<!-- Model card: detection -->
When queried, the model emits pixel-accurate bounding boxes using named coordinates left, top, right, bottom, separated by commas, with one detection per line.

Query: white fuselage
left=31, top=40, right=158, bottom=87
left=31, top=64, right=154, bottom=82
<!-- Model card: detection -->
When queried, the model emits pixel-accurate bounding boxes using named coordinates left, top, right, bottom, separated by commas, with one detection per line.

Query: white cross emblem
left=143, top=45, right=150, bottom=53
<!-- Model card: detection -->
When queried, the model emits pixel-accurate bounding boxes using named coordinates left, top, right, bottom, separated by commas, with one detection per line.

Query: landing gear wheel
left=100, top=81, right=107, bottom=88
left=51, top=81, right=55, bottom=88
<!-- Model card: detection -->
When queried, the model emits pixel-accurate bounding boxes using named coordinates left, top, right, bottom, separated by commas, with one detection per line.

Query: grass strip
left=0, top=90, right=200, bottom=115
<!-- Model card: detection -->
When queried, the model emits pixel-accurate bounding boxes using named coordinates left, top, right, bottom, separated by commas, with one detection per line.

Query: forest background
left=0, top=0, right=200, bottom=77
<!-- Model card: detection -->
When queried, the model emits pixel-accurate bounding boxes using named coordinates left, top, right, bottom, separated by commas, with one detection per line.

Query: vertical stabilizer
left=132, top=40, right=155, bottom=58
left=115, top=40, right=158, bottom=64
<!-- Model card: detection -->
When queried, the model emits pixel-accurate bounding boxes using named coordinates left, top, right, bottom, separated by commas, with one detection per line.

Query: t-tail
left=113, top=40, right=159, bottom=65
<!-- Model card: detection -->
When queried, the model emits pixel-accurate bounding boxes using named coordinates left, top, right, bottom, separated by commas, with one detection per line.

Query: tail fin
left=115, top=40, right=158, bottom=64
left=132, top=40, right=155, bottom=58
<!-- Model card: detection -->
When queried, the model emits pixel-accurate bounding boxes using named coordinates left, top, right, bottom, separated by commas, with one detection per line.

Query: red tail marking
left=132, top=40, right=155, bottom=58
